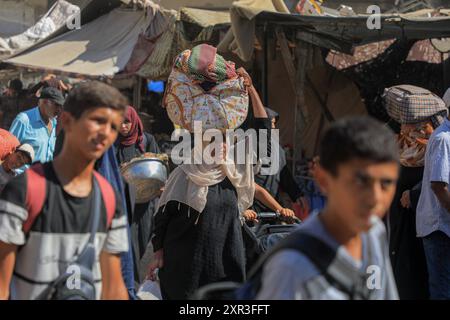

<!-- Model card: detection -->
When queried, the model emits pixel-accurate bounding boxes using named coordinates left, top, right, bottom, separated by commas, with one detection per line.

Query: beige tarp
left=300, top=65, right=367, bottom=157
left=6, top=3, right=230, bottom=79
left=265, top=47, right=366, bottom=157
left=162, top=0, right=235, bottom=10
left=217, top=0, right=288, bottom=61
left=136, top=7, right=231, bottom=79
left=5, top=6, right=155, bottom=77
left=180, top=7, right=230, bottom=27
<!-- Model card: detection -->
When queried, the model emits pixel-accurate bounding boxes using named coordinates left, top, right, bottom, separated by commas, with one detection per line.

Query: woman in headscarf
left=116, top=105, right=160, bottom=163
left=116, top=105, right=160, bottom=284
left=146, top=67, right=293, bottom=299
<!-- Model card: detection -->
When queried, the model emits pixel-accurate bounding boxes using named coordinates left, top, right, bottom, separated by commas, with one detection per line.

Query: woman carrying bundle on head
left=146, top=44, right=293, bottom=300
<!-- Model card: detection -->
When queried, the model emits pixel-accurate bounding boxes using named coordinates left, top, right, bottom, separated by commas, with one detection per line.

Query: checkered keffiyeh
left=384, top=85, right=448, bottom=126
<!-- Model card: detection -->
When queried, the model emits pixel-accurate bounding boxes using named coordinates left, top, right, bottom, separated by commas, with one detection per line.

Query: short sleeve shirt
left=417, top=119, right=450, bottom=238
left=0, top=162, right=129, bottom=300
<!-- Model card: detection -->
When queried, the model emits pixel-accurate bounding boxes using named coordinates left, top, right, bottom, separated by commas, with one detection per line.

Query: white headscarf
left=157, top=139, right=256, bottom=216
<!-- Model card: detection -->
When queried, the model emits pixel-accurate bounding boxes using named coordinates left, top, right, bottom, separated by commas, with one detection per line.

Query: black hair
left=16, top=150, right=32, bottom=164
left=319, top=116, right=399, bottom=176
left=63, top=81, right=128, bottom=119
left=9, top=79, right=23, bottom=92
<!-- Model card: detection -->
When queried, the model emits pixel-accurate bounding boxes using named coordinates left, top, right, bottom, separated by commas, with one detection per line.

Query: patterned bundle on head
left=174, top=44, right=237, bottom=83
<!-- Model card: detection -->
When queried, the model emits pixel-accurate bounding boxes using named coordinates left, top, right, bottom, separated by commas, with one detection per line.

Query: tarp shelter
left=136, top=6, right=231, bottom=80
left=3, top=2, right=231, bottom=80
left=218, top=0, right=450, bottom=163
left=219, top=2, right=450, bottom=62
left=0, top=0, right=124, bottom=83
left=3, top=1, right=154, bottom=78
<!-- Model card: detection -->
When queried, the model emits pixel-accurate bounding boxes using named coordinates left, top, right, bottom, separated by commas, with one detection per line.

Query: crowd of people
left=0, top=50, right=450, bottom=300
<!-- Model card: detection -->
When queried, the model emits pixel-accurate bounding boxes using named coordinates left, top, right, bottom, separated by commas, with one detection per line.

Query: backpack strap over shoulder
left=246, top=230, right=372, bottom=300
left=23, top=163, right=47, bottom=233
left=93, top=171, right=116, bottom=228
left=23, top=166, right=117, bottom=233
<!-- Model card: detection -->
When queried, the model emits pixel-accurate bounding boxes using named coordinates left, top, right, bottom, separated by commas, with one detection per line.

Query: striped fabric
left=174, top=44, right=237, bottom=83
left=384, top=85, right=448, bottom=125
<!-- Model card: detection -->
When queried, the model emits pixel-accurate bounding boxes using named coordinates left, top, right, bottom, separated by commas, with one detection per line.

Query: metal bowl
left=120, top=157, right=168, bottom=203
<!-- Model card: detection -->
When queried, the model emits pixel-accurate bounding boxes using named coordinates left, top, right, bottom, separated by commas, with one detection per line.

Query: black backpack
left=194, top=230, right=373, bottom=300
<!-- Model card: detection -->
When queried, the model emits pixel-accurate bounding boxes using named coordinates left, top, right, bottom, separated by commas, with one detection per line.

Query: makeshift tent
left=219, top=1, right=450, bottom=62
left=136, top=7, right=231, bottom=80
left=4, top=4, right=163, bottom=77
left=218, top=0, right=450, bottom=166
left=257, top=37, right=366, bottom=158
left=327, top=38, right=447, bottom=70
left=4, top=2, right=231, bottom=80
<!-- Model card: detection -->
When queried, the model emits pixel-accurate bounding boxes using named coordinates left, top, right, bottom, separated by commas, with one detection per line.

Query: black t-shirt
left=115, top=132, right=160, bottom=165
left=0, top=162, right=129, bottom=300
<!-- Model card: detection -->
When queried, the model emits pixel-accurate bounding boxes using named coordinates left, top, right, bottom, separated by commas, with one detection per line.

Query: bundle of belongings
left=163, top=44, right=249, bottom=132
left=383, top=84, right=448, bottom=167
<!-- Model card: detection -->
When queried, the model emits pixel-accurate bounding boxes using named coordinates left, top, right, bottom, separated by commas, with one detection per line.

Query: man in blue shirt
left=9, top=87, right=64, bottom=174
left=417, top=116, right=450, bottom=299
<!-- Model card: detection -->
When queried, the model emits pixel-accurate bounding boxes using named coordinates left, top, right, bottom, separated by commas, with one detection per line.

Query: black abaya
left=116, top=132, right=160, bottom=283
left=388, top=165, right=429, bottom=299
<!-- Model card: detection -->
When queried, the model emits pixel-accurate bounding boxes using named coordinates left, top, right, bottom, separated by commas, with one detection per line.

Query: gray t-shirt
left=256, top=213, right=399, bottom=300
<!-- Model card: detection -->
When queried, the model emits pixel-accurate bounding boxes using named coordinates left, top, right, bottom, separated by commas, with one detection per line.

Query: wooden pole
left=275, top=27, right=309, bottom=173
left=133, top=75, right=142, bottom=111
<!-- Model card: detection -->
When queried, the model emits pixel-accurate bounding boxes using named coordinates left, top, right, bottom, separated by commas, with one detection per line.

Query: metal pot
left=120, top=157, right=168, bottom=203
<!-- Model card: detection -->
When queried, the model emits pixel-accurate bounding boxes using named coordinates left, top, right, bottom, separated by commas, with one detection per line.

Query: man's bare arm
left=0, top=241, right=17, bottom=300
left=100, top=251, right=129, bottom=300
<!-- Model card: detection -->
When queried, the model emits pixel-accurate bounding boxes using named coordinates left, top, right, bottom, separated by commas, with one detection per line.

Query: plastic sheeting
left=5, top=7, right=152, bottom=77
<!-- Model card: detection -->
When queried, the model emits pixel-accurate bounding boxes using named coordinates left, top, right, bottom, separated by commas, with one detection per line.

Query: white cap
left=16, top=144, right=35, bottom=163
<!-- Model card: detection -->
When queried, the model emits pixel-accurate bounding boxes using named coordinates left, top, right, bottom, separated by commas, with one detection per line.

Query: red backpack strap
left=93, top=171, right=116, bottom=228
left=23, top=163, right=47, bottom=233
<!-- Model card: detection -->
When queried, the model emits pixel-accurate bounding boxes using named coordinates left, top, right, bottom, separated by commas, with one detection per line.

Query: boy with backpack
left=253, top=116, right=399, bottom=299
left=0, top=81, right=129, bottom=300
